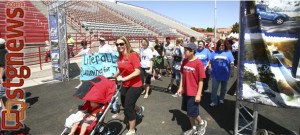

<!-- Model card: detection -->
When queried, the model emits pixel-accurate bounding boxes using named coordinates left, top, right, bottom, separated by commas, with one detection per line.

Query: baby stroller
left=61, top=76, right=120, bottom=135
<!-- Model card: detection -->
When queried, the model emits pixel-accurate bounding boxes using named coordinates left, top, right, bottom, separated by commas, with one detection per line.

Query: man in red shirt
left=177, top=42, right=207, bottom=135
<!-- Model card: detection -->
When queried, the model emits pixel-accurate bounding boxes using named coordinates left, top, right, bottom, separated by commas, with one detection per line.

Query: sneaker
left=136, top=106, right=144, bottom=120
left=111, top=113, right=119, bottom=119
left=209, top=102, right=217, bottom=107
left=172, top=93, right=178, bottom=97
left=182, top=127, right=197, bottom=135
left=156, top=75, right=162, bottom=81
left=75, top=84, right=81, bottom=89
left=203, top=89, right=210, bottom=93
left=196, top=120, right=207, bottom=135
left=125, top=130, right=136, bottom=135
left=168, top=85, right=172, bottom=91
left=151, top=77, right=155, bottom=81
left=219, top=100, right=224, bottom=104
left=172, top=93, right=181, bottom=97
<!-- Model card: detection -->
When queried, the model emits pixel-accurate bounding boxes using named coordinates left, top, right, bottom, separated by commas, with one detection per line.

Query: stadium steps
left=96, top=2, right=158, bottom=36
left=30, top=1, right=90, bottom=36
left=131, top=7, right=202, bottom=38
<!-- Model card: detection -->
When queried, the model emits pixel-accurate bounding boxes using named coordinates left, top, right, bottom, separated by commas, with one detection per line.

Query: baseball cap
left=0, top=38, right=5, bottom=44
left=182, top=42, right=197, bottom=52
left=99, top=37, right=105, bottom=41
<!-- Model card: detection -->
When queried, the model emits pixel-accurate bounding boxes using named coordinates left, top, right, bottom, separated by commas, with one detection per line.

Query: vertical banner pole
left=58, top=8, right=69, bottom=81
left=48, top=2, right=69, bottom=81
left=234, top=1, right=245, bottom=135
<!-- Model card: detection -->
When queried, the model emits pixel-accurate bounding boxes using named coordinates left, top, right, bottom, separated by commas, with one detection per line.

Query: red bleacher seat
left=0, top=1, right=49, bottom=44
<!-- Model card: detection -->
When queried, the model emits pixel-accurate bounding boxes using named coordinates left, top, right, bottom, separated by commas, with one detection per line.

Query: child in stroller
left=62, top=76, right=119, bottom=135
left=68, top=101, right=102, bottom=135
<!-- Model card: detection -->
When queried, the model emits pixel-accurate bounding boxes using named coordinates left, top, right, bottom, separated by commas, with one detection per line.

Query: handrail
left=15, top=33, right=170, bottom=71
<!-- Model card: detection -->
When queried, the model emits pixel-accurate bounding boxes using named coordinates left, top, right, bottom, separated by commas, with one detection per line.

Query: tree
left=231, top=22, right=239, bottom=33
left=191, top=27, right=198, bottom=31
left=273, top=6, right=284, bottom=12
left=206, top=27, right=213, bottom=32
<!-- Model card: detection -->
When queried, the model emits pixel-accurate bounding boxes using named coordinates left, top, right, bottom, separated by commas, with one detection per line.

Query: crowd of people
left=65, top=35, right=238, bottom=135
left=0, top=34, right=238, bottom=135
left=83, top=36, right=237, bottom=135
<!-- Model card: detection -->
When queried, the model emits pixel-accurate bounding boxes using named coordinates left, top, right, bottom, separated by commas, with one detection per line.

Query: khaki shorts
left=164, top=59, right=172, bottom=68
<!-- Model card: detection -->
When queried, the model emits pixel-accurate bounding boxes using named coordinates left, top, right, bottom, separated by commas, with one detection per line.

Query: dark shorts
left=141, top=67, right=151, bottom=85
left=181, top=94, right=200, bottom=117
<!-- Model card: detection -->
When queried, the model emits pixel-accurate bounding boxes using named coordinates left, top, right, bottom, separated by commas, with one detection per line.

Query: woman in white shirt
left=140, top=38, right=153, bottom=99
left=75, top=41, right=91, bottom=89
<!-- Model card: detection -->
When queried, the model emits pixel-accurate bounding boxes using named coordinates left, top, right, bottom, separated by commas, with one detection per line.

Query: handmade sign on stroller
left=61, top=75, right=120, bottom=135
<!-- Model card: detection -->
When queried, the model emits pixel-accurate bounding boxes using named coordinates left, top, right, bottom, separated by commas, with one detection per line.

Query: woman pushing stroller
left=112, top=36, right=145, bottom=135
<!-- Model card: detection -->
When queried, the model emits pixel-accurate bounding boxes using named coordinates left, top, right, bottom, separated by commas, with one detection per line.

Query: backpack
left=173, top=47, right=182, bottom=62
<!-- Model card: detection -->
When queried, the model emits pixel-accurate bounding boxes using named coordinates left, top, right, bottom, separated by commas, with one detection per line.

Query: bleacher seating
left=127, top=4, right=202, bottom=38
left=99, top=1, right=180, bottom=37
left=0, top=1, right=49, bottom=44
left=62, top=1, right=156, bottom=37
left=0, top=0, right=204, bottom=44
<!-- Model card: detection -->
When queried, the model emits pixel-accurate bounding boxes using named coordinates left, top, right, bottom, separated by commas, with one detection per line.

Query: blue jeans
left=203, top=69, right=210, bottom=91
left=171, top=67, right=181, bottom=86
left=211, top=77, right=228, bottom=104
left=112, top=97, right=119, bottom=113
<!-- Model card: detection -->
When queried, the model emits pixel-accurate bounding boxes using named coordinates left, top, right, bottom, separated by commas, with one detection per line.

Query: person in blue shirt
left=209, top=39, right=234, bottom=107
left=195, top=40, right=211, bottom=94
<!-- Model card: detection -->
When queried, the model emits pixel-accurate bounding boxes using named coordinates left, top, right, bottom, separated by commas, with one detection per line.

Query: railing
left=66, top=15, right=81, bottom=32
left=16, top=33, right=172, bottom=71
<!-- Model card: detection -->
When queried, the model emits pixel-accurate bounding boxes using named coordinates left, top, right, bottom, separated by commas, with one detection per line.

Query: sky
left=122, top=1, right=240, bottom=29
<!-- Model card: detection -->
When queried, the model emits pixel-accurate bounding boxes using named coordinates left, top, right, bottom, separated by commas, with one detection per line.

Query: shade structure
left=74, top=75, right=116, bottom=104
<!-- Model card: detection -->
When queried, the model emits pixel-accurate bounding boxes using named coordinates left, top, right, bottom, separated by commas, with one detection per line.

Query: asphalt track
left=18, top=69, right=300, bottom=135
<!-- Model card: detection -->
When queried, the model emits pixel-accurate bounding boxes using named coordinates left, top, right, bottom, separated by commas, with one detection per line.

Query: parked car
left=272, top=49, right=284, bottom=60
left=256, top=4, right=289, bottom=25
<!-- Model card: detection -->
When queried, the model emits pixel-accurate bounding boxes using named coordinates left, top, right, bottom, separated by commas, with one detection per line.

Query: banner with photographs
left=49, top=15, right=62, bottom=81
left=57, top=8, right=68, bottom=81
left=239, top=0, right=300, bottom=108
left=80, top=53, right=118, bottom=81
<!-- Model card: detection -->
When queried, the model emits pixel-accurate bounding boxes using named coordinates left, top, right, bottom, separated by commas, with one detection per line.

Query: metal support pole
left=252, top=103, right=258, bottom=135
left=234, top=100, right=240, bottom=135
left=234, top=1, right=244, bottom=135
left=214, top=0, right=216, bottom=40
left=38, top=47, right=42, bottom=70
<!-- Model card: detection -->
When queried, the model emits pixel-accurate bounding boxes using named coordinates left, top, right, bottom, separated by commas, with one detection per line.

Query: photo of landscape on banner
left=240, top=0, right=300, bottom=108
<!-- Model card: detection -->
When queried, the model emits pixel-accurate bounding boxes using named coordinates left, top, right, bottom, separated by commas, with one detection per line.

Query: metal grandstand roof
left=48, top=1, right=79, bottom=13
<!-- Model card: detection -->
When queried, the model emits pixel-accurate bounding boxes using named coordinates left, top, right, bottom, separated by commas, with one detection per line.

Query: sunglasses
left=115, top=43, right=125, bottom=46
